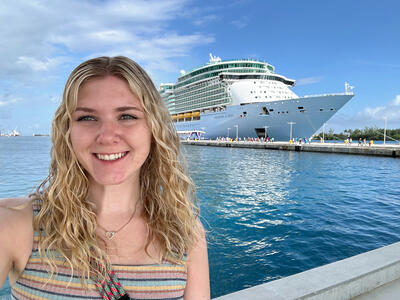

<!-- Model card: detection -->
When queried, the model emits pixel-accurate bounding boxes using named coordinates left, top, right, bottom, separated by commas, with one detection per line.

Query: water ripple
left=1, top=140, right=400, bottom=298
left=186, top=145, right=400, bottom=298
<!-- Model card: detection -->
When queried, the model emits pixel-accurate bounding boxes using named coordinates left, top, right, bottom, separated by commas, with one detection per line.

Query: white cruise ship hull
left=175, top=93, right=353, bottom=141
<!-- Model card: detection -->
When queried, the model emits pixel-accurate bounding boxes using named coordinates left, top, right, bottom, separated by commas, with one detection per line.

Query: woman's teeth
left=96, top=152, right=127, bottom=161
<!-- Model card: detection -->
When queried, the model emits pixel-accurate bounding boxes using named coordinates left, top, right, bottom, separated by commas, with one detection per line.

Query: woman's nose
left=96, top=121, right=120, bottom=144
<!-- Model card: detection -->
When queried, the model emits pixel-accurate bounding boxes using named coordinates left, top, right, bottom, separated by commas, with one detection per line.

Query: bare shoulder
left=0, top=196, right=33, bottom=209
left=0, top=196, right=34, bottom=246
left=0, top=197, right=34, bottom=286
left=0, top=196, right=34, bottom=243
left=184, top=219, right=210, bottom=300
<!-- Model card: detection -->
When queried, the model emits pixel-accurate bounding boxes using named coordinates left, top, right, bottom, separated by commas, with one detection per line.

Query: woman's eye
left=120, top=114, right=137, bottom=120
left=77, top=115, right=96, bottom=121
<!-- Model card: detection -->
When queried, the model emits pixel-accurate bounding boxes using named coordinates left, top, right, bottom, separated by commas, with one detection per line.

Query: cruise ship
left=159, top=54, right=354, bottom=141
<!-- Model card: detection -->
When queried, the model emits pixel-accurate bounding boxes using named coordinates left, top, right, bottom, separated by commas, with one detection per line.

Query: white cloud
left=356, top=95, right=400, bottom=122
left=394, top=95, right=400, bottom=106
left=87, top=32, right=215, bottom=74
left=16, top=56, right=64, bottom=71
left=90, top=30, right=133, bottom=43
left=0, top=0, right=214, bottom=82
left=323, top=95, right=400, bottom=132
left=49, top=95, right=61, bottom=104
left=193, top=15, right=218, bottom=26
left=0, top=95, right=20, bottom=107
left=101, top=0, right=186, bottom=22
left=353, top=59, right=400, bottom=68
left=230, top=16, right=249, bottom=29
left=296, top=76, right=323, bottom=86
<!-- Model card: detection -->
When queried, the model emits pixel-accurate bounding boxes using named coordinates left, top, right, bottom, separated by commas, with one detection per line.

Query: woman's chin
left=89, top=175, right=127, bottom=187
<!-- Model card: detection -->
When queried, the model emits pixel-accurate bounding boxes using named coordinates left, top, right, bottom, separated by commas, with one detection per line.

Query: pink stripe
left=116, top=271, right=186, bottom=280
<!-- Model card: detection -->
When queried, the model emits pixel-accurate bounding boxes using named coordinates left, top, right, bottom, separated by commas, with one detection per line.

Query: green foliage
left=315, top=127, right=400, bottom=141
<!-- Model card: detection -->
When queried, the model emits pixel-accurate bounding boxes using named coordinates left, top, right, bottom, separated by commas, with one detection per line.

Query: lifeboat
left=178, top=114, right=185, bottom=120
left=184, top=112, right=192, bottom=119
left=172, top=115, right=178, bottom=120
left=192, top=111, right=200, bottom=118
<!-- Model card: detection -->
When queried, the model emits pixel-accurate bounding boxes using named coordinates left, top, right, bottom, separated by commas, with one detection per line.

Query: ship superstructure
left=160, top=54, right=354, bottom=140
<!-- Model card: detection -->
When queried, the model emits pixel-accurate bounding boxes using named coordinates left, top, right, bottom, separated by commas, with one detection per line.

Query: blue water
left=1, top=137, right=400, bottom=298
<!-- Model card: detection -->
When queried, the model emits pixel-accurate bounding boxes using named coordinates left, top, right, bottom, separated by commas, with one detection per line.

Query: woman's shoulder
left=184, top=218, right=210, bottom=298
left=0, top=196, right=34, bottom=236
left=0, top=196, right=34, bottom=209
left=0, top=197, right=34, bottom=282
left=0, top=196, right=34, bottom=246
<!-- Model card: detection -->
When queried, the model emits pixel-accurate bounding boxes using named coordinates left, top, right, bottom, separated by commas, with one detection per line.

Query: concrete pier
left=214, top=242, right=400, bottom=300
left=181, top=140, right=400, bottom=158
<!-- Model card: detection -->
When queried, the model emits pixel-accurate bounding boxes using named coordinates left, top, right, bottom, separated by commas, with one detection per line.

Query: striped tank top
left=11, top=202, right=187, bottom=300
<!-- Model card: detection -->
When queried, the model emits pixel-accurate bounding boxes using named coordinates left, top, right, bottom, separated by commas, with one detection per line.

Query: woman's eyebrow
left=115, top=106, right=144, bottom=112
left=74, top=106, right=143, bottom=113
left=74, top=107, right=95, bottom=113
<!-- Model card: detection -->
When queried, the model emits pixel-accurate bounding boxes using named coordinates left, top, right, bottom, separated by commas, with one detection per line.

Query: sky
left=0, top=0, right=399, bottom=135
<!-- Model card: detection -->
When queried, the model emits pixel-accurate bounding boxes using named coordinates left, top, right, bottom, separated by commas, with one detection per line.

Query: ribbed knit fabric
left=11, top=202, right=187, bottom=300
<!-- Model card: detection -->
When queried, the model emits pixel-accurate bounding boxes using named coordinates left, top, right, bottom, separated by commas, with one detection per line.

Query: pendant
left=105, top=231, right=116, bottom=239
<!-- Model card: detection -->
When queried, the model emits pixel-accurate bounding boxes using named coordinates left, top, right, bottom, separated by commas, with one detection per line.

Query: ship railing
left=302, top=92, right=354, bottom=98
left=188, top=58, right=269, bottom=71
left=178, top=58, right=272, bottom=82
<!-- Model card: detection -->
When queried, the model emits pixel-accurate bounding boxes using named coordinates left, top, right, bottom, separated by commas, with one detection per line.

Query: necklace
left=97, top=206, right=137, bottom=240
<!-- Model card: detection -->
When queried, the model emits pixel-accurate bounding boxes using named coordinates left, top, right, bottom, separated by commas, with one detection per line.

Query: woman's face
left=70, top=75, right=152, bottom=187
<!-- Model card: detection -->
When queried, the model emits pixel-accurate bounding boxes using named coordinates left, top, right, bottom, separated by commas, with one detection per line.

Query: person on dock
left=0, top=56, right=210, bottom=300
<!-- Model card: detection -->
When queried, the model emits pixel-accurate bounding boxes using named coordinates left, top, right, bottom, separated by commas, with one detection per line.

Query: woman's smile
left=94, top=151, right=129, bottom=162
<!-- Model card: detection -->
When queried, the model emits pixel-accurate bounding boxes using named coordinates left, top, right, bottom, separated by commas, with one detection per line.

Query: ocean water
left=1, top=137, right=400, bottom=298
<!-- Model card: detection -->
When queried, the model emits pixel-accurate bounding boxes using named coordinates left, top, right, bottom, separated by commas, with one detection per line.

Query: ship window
left=330, top=108, right=334, bottom=111
left=269, top=109, right=274, bottom=112
left=320, top=108, right=324, bottom=111
left=298, top=106, right=304, bottom=109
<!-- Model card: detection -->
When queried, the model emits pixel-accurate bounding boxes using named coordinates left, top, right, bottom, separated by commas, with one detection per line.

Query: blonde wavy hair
left=34, top=56, right=199, bottom=283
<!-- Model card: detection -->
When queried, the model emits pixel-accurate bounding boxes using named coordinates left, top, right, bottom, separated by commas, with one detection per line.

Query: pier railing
left=181, top=140, right=400, bottom=158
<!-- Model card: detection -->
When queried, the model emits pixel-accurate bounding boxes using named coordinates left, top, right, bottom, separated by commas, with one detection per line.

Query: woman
left=0, top=56, right=210, bottom=299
